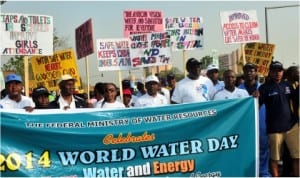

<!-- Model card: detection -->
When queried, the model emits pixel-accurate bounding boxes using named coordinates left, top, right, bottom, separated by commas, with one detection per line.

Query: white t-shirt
left=160, top=87, right=170, bottom=104
left=0, top=95, right=35, bottom=109
left=93, top=98, right=104, bottom=108
left=212, top=87, right=249, bottom=100
left=101, top=100, right=125, bottom=109
left=134, top=93, right=168, bottom=107
left=58, top=95, right=76, bottom=109
left=171, top=76, right=214, bottom=104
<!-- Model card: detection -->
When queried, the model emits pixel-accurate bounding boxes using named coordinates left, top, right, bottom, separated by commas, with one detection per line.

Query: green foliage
left=157, top=67, right=184, bottom=81
left=201, top=55, right=213, bottom=69
left=1, top=56, right=24, bottom=76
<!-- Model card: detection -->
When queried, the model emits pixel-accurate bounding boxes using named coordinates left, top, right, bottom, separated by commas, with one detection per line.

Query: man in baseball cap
left=134, top=75, right=168, bottom=107
left=32, top=86, right=50, bottom=109
left=206, top=64, right=224, bottom=93
left=171, top=58, right=214, bottom=104
left=0, top=74, right=35, bottom=111
left=5, top=74, right=23, bottom=83
left=269, top=61, right=284, bottom=71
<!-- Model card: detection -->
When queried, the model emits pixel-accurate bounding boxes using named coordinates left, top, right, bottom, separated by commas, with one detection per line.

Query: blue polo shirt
left=259, top=80, right=296, bottom=133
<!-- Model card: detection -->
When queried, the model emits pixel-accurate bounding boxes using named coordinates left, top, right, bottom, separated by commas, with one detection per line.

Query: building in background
left=219, top=48, right=243, bottom=74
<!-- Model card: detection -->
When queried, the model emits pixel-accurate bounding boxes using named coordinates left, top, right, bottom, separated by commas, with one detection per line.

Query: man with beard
left=49, top=74, right=87, bottom=109
left=0, top=74, right=34, bottom=111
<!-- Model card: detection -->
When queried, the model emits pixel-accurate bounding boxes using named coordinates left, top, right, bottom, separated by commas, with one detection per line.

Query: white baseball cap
left=145, top=75, right=159, bottom=83
left=207, top=64, right=219, bottom=71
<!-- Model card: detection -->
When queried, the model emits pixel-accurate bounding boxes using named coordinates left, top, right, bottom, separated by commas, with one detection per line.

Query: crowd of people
left=0, top=58, right=299, bottom=177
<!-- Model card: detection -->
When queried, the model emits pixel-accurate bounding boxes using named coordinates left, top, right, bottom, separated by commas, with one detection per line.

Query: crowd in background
left=0, top=58, right=299, bottom=177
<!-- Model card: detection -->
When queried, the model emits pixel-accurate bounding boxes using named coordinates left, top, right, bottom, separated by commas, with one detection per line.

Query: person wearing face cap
left=134, top=75, right=168, bottom=107
left=49, top=74, right=87, bottom=109
left=206, top=64, right=224, bottom=94
left=0, top=74, right=35, bottom=111
left=171, top=58, right=214, bottom=104
left=259, top=61, right=299, bottom=177
left=238, top=62, right=272, bottom=177
left=32, top=86, right=51, bottom=109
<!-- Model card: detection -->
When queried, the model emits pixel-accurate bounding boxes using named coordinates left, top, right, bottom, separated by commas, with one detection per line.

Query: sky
left=1, top=0, right=299, bottom=86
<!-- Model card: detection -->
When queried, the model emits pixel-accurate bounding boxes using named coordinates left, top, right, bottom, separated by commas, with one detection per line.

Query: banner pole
left=85, top=56, right=90, bottom=101
left=118, top=71, right=123, bottom=103
left=183, top=50, right=187, bottom=77
left=24, top=56, right=29, bottom=97
left=242, top=43, right=246, bottom=65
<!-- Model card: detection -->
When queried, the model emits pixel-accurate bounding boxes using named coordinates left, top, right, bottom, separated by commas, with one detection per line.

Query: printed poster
left=75, top=18, right=94, bottom=59
left=123, top=10, right=164, bottom=37
left=0, top=13, right=53, bottom=55
left=244, top=42, right=276, bottom=76
left=30, top=49, right=81, bottom=91
left=96, top=38, right=131, bottom=71
left=220, top=10, right=260, bottom=44
left=165, top=17, right=204, bottom=50
left=129, top=32, right=171, bottom=68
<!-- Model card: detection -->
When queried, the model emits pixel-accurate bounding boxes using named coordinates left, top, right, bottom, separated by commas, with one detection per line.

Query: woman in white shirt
left=98, top=83, right=125, bottom=109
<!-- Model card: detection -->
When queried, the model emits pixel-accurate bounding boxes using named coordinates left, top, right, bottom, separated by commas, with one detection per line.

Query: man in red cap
left=123, top=88, right=132, bottom=108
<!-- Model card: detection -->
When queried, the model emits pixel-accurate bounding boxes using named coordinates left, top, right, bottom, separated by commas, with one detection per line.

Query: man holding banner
left=0, top=74, right=35, bottom=111
left=49, top=74, right=87, bottom=109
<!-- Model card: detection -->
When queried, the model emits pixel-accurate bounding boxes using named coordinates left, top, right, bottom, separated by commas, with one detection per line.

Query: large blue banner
left=0, top=97, right=258, bottom=177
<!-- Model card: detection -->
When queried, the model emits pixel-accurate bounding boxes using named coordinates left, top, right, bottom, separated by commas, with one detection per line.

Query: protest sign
left=244, top=42, right=276, bottom=76
left=1, top=97, right=258, bottom=177
left=0, top=13, right=53, bottom=55
left=165, top=17, right=204, bottom=51
left=75, top=18, right=94, bottom=59
left=220, top=10, right=260, bottom=44
left=129, top=32, right=171, bottom=68
left=123, top=10, right=164, bottom=37
left=30, top=49, right=81, bottom=91
left=96, top=39, right=131, bottom=71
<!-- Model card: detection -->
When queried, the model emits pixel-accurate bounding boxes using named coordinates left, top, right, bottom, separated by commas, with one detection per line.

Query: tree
left=1, top=56, right=24, bottom=77
left=53, top=28, right=70, bottom=51
left=200, top=55, right=213, bottom=69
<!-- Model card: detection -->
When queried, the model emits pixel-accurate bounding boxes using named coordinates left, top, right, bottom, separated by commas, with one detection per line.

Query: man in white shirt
left=49, top=74, right=87, bottom=109
left=213, top=70, right=249, bottom=100
left=0, top=74, right=35, bottom=111
left=206, top=64, right=224, bottom=93
left=135, top=75, right=168, bottom=107
left=171, top=58, right=214, bottom=104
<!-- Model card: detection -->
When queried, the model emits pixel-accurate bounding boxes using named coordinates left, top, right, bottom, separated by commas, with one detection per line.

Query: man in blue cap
left=0, top=74, right=34, bottom=111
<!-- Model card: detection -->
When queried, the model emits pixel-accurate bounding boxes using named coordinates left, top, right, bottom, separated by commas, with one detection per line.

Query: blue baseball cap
left=5, top=74, right=22, bottom=83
